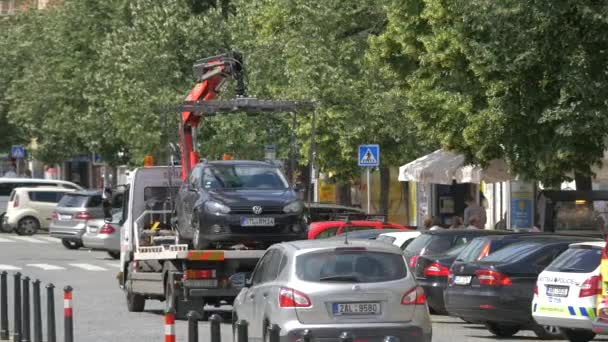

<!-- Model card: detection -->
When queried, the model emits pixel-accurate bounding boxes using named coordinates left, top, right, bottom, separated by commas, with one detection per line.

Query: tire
left=192, top=218, right=209, bottom=250
left=532, top=324, right=564, bottom=340
left=561, top=328, right=595, bottom=342
left=126, top=263, right=145, bottom=312
left=61, top=239, right=82, bottom=250
left=485, top=322, right=521, bottom=338
left=16, top=217, right=40, bottom=236
left=108, top=251, right=120, bottom=259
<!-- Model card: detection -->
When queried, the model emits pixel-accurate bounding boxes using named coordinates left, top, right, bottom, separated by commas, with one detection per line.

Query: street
left=0, top=232, right=602, bottom=342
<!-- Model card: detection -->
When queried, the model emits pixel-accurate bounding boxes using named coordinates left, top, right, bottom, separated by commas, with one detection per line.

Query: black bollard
left=46, top=284, right=55, bottom=342
left=0, top=271, right=8, bottom=340
left=301, top=329, right=312, bottom=342
left=13, top=272, right=21, bottom=342
left=63, top=286, right=73, bottom=342
left=339, top=331, right=354, bottom=342
left=32, top=280, right=41, bottom=342
left=209, top=314, right=222, bottom=342
left=22, top=277, right=30, bottom=342
left=236, top=320, right=249, bottom=342
left=187, top=311, right=201, bottom=342
left=268, top=324, right=280, bottom=342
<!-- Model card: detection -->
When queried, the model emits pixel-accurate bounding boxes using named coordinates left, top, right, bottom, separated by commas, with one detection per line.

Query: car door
left=184, top=165, right=202, bottom=227
left=238, top=250, right=272, bottom=330
left=252, top=249, right=283, bottom=339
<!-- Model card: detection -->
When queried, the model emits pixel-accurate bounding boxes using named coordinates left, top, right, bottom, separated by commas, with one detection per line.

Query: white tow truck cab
left=118, top=166, right=265, bottom=319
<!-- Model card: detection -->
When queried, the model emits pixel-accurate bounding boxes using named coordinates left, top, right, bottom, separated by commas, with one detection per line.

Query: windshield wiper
left=318, top=274, right=361, bottom=282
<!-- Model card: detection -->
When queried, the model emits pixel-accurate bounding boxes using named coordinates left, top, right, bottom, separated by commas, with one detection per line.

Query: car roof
left=13, top=187, right=75, bottom=192
left=280, top=238, right=403, bottom=254
left=421, top=229, right=508, bottom=236
left=569, top=241, right=605, bottom=248
left=0, top=178, right=79, bottom=185
left=203, top=160, right=276, bottom=167
left=380, top=231, right=422, bottom=238
left=68, top=190, right=102, bottom=196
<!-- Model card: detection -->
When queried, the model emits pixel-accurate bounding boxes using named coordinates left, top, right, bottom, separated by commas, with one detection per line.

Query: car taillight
left=409, top=255, right=419, bottom=269
left=475, top=270, right=512, bottom=286
left=579, top=275, right=602, bottom=298
left=183, top=269, right=217, bottom=280
left=401, top=286, right=426, bottom=305
left=279, top=287, right=311, bottom=308
left=424, top=262, right=450, bottom=277
left=98, top=224, right=115, bottom=234
left=52, top=211, right=58, bottom=220
left=74, top=212, right=92, bottom=220
left=477, top=243, right=491, bottom=260
left=534, top=285, right=538, bottom=295
left=13, top=195, right=19, bottom=208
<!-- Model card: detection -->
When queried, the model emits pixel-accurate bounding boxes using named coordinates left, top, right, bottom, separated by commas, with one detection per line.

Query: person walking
left=464, top=195, right=486, bottom=228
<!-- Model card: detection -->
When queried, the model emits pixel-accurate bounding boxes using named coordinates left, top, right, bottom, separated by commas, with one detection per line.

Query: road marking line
left=35, top=236, right=60, bottom=243
left=26, top=264, right=66, bottom=271
left=0, top=264, right=21, bottom=270
left=106, top=263, right=121, bottom=268
left=69, top=263, right=108, bottom=271
left=11, top=236, right=49, bottom=244
left=0, top=237, right=14, bottom=243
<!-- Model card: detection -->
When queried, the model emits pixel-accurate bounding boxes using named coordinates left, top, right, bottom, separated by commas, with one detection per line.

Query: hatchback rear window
left=545, top=246, right=601, bottom=273
left=456, top=238, right=488, bottom=262
left=480, top=241, right=544, bottom=263
left=404, top=234, right=433, bottom=254
left=296, top=250, right=407, bottom=283
left=58, top=194, right=97, bottom=208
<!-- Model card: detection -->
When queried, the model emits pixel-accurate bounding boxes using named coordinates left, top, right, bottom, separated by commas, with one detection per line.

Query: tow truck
left=117, top=52, right=314, bottom=319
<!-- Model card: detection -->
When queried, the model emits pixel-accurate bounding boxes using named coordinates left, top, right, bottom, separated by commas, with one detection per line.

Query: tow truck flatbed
left=134, top=244, right=266, bottom=261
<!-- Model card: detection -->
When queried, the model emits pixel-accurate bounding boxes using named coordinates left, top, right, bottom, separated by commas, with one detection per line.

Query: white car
left=4, top=187, right=76, bottom=235
left=377, top=231, right=421, bottom=250
left=532, top=241, right=602, bottom=342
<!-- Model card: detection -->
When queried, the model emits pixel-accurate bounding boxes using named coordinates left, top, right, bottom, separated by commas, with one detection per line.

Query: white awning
left=398, top=149, right=512, bottom=184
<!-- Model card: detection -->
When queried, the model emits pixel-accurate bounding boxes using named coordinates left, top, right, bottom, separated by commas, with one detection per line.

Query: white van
left=0, top=178, right=82, bottom=229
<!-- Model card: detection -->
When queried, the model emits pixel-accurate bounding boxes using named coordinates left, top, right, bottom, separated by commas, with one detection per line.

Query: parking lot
left=0, top=232, right=601, bottom=342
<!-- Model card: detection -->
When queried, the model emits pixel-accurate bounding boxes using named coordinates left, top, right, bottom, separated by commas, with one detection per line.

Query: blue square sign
left=358, top=144, right=379, bottom=167
left=11, top=145, right=25, bottom=159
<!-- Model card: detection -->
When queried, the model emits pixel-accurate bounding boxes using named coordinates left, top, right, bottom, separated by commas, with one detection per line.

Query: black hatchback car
left=175, top=160, right=306, bottom=249
left=444, top=235, right=601, bottom=339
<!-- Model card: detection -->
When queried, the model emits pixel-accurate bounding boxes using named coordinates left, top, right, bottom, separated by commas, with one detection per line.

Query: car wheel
left=107, top=251, right=120, bottom=259
left=126, top=263, right=145, bottom=312
left=61, top=239, right=82, bottom=250
left=192, top=221, right=209, bottom=250
left=485, top=322, right=521, bottom=337
left=16, top=217, right=40, bottom=236
left=532, top=324, right=564, bottom=340
left=561, top=328, right=595, bottom=342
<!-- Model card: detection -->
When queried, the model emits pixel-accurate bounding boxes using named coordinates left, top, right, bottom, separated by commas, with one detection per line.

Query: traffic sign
left=358, top=144, right=379, bottom=167
left=11, top=145, right=25, bottom=159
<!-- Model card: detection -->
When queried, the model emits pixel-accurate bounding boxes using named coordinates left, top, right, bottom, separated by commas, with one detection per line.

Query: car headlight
left=205, top=201, right=230, bottom=214
left=283, top=201, right=304, bottom=214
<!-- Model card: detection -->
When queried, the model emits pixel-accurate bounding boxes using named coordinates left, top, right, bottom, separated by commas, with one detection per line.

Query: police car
left=532, top=241, right=602, bottom=342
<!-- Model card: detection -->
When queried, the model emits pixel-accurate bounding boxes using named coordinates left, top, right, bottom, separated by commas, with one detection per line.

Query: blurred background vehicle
left=50, top=190, right=105, bottom=250
left=376, top=231, right=422, bottom=250
left=303, top=202, right=367, bottom=224
left=308, top=216, right=412, bottom=240
left=82, top=210, right=123, bottom=259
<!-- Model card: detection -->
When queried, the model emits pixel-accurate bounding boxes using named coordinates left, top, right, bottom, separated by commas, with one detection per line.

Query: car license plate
left=241, top=217, right=275, bottom=227
left=546, top=285, right=569, bottom=297
left=59, top=214, right=72, bottom=220
left=332, top=302, right=380, bottom=316
left=454, top=276, right=472, bottom=285
left=88, top=227, right=98, bottom=233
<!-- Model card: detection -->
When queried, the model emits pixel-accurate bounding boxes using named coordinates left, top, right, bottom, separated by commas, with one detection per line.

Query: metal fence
left=0, top=271, right=74, bottom=342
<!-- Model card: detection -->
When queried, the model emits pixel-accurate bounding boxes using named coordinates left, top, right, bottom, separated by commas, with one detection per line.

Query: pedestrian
left=464, top=195, right=486, bottom=228
left=429, top=216, right=444, bottom=230
left=450, top=216, right=463, bottom=229
left=420, top=216, right=433, bottom=231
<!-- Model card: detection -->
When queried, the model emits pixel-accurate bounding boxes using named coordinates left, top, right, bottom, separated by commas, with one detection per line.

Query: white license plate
left=454, top=276, right=472, bottom=285
left=546, top=285, right=569, bottom=297
left=241, top=217, right=275, bottom=227
left=59, top=214, right=72, bottom=220
left=332, top=302, right=380, bottom=316
left=88, top=227, right=98, bottom=233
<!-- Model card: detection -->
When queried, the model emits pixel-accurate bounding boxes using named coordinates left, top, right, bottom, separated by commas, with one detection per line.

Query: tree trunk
left=380, top=167, right=390, bottom=216
left=574, top=172, right=593, bottom=191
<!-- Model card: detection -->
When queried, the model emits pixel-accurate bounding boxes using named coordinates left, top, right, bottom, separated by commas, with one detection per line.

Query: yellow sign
left=318, top=182, right=336, bottom=203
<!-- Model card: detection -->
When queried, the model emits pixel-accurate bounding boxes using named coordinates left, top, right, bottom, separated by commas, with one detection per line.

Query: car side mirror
left=245, top=277, right=253, bottom=288
left=102, top=199, right=113, bottom=222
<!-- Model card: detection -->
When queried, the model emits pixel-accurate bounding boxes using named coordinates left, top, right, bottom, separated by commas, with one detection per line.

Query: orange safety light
left=222, top=154, right=233, bottom=160
left=143, top=155, right=155, bottom=167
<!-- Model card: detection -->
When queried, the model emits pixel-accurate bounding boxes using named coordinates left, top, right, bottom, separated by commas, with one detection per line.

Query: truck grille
left=229, top=205, right=284, bottom=214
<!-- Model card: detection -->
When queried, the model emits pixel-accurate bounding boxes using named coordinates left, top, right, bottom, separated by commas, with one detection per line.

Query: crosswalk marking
left=0, top=237, right=14, bottom=243
left=26, top=264, right=66, bottom=271
left=69, top=263, right=108, bottom=271
left=35, top=236, right=60, bottom=243
left=11, top=236, right=49, bottom=244
left=0, top=264, right=22, bottom=270
left=106, top=263, right=121, bottom=269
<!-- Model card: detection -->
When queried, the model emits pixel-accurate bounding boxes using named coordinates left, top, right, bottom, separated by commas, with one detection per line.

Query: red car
left=307, top=220, right=413, bottom=240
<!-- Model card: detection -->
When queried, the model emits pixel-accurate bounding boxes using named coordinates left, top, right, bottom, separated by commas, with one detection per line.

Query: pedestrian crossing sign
left=358, top=144, right=380, bottom=167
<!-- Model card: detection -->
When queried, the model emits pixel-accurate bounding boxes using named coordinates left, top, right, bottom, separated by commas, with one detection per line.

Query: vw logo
left=252, top=206, right=263, bottom=215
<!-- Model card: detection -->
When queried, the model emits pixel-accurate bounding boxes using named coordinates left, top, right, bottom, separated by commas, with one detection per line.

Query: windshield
left=545, top=246, right=601, bottom=273
left=296, top=250, right=407, bottom=283
left=202, top=165, right=288, bottom=190
left=480, top=241, right=544, bottom=263
left=58, top=194, right=90, bottom=208
left=404, top=234, right=433, bottom=255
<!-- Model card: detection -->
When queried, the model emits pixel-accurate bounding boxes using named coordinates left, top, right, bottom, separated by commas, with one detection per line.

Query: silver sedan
left=233, top=239, right=432, bottom=342
left=81, top=211, right=122, bottom=259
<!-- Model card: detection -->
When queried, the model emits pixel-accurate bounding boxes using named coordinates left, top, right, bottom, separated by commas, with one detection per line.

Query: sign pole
left=366, top=168, right=371, bottom=214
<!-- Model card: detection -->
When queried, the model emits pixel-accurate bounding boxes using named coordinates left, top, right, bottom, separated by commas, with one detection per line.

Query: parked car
left=403, top=229, right=507, bottom=270
left=82, top=210, right=123, bottom=259
left=304, top=203, right=367, bottom=223
left=444, top=235, right=600, bottom=339
left=532, top=241, right=602, bottom=342
left=232, top=239, right=432, bottom=342
left=50, top=190, right=104, bottom=250
left=174, top=160, right=307, bottom=249
left=308, top=220, right=411, bottom=240
left=327, top=228, right=406, bottom=241
left=377, top=231, right=422, bottom=250
left=0, top=178, right=81, bottom=232
left=3, top=187, right=75, bottom=235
